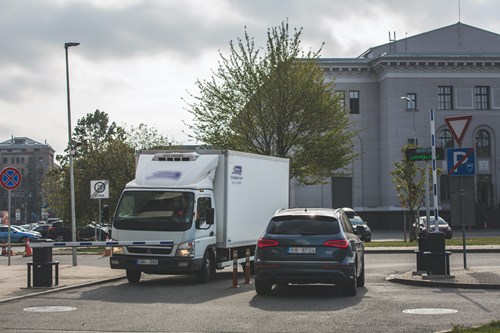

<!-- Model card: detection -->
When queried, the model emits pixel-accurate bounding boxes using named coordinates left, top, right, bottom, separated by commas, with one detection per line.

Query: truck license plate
left=288, top=247, right=316, bottom=254
left=137, top=259, right=159, bottom=265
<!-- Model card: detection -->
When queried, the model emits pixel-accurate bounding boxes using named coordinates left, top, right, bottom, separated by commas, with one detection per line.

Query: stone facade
left=291, top=23, right=500, bottom=229
left=0, top=137, right=55, bottom=223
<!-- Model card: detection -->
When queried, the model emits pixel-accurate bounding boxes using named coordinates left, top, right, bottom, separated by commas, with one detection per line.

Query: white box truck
left=110, top=150, right=289, bottom=283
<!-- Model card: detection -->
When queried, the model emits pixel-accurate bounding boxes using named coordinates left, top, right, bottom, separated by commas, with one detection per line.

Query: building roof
left=359, top=22, right=500, bottom=59
left=0, top=137, right=54, bottom=152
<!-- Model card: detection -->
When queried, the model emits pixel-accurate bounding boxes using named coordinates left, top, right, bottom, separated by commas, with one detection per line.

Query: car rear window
left=267, top=216, right=340, bottom=235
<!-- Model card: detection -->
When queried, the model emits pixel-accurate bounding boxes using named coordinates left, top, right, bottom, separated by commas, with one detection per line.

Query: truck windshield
left=114, top=191, right=194, bottom=231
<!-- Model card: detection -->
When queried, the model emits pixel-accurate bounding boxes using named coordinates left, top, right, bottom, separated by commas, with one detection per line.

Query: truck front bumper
left=110, top=254, right=203, bottom=274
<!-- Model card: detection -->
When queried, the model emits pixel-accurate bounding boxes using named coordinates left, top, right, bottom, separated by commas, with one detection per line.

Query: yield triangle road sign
left=444, top=115, right=472, bottom=146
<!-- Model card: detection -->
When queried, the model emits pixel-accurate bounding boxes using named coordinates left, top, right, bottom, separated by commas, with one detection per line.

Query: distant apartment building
left=291, top=23, right=500, bottom=228
left=0, top=137, right=55, bottom=223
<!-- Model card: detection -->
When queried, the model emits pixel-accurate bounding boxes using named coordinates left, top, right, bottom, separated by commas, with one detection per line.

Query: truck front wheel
left=196, top=251, right=215, bottom=283
left=126, top=269, right=141, bottom=283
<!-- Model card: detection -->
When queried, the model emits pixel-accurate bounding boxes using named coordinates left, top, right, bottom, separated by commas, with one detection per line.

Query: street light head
left=400, top=96, right=411, bottom=102
left=65, top=42, right=80, bottom=49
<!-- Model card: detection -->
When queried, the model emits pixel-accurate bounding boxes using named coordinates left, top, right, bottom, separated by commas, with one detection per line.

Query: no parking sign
left=0, top=167, right=22, bottom=190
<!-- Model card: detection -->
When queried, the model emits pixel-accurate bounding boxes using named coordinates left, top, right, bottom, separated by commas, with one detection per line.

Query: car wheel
left=126, top=269, right=141, bottom=283
left=196, top=250, right=214, bottom=283
left=55, top=235, right=64, bottom=242
left=341, top=265, right=357, bottom=296
left=356, top=263, right=365, bottom=287
left=19, top=237, right=27, bottom=243
left=255, top=279, right=273, bottom=295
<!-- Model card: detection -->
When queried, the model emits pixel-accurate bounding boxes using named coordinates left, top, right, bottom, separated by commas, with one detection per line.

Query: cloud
left=1, top=0, right=499, bottom=155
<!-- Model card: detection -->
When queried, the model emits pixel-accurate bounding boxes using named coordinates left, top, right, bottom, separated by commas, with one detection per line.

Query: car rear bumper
left=255, top=261, right=354, bottom=285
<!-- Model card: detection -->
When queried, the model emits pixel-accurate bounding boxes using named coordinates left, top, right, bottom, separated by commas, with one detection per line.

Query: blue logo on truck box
left=232, top=166, right=242, bottom=176
left=231, top=165, right=243, bottom=184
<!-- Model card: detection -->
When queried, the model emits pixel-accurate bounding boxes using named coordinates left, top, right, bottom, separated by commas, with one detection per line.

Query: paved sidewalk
left=386, top=266, right=500, bottom=289
left=0, top=253, right=125, bottom=303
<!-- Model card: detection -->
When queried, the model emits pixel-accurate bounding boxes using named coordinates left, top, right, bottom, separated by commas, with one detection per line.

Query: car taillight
left=323, top=239, right=349, bottom=249
left=257, top=238, right=279, bottom=248
left=48, top=226, right=54, bottom=231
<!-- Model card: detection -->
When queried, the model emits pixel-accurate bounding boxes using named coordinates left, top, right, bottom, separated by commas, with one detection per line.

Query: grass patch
left=365, top=237, right=500, bottom=247
left=449, top=320, right=500, bottom=332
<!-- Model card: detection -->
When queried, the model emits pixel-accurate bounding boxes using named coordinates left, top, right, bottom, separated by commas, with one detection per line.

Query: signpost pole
left=98, top=199, right=102, bottom=240
left=459, top=178, right=467, bottom=269
left=1, top=167, right=22, bottom=266
left=425, top=161, right=431, bottom=232
left=7, top=190, right=11, bottom=266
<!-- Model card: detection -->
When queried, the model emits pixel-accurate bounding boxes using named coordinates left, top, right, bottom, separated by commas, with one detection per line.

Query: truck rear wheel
left=126, top=269, right=141, bottom=283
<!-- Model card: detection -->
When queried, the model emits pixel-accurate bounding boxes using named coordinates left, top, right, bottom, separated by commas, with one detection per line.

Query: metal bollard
left=231, top=249, right=239, bottom=288
left=244, top=248, right=252, bottom=284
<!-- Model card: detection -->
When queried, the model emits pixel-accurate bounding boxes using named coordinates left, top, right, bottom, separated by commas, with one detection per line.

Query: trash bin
left=415, top=233, right=429, bottom=271
left=428, top=232, right=445, bottom=253
left=424, top=232, right=450, bottom=275
left=29, top=240, right=58, bottom=288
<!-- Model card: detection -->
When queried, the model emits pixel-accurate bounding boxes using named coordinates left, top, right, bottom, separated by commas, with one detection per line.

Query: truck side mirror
left=206, top=208, right=214, bottom=225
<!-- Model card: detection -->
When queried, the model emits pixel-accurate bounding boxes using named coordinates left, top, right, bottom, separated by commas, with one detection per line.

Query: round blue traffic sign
left=0, top=167, right=22, bottom=190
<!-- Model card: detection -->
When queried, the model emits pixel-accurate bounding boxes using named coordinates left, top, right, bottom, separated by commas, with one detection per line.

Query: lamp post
left=400, top=96, right=416, bottom=144
left=65, top=42, right=79, bottom=266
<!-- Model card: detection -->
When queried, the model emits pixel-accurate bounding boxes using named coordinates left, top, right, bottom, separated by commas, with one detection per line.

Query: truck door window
left=196, top=197, right=212, bottom=228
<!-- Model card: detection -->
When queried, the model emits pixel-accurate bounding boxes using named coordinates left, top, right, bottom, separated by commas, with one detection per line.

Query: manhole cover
left=403, top=308, right=458, bottom=315
left=24, top=306, right=77, bottom=313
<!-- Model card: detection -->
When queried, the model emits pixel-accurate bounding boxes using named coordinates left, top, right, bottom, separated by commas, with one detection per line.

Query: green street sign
left=405, top=147, right=444, bottom=161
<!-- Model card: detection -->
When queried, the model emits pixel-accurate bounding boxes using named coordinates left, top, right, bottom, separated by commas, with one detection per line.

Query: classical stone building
left=0, top=137, right=55, bottom=223
left=291, top=22, right=500, bottom=229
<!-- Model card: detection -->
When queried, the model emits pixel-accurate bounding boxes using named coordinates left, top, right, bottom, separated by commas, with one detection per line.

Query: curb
left=386, top=275, right=500, bottom=289
left=365, top=248, right=500, bottom=254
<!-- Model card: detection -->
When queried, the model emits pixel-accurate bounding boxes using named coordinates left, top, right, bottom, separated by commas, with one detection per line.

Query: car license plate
left=288, top=247, right=316, bottom=254
left=137, top=259, right=159, bottom=265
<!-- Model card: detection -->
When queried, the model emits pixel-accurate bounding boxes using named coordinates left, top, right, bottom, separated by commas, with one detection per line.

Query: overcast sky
left=2, top=0, right=499, bottom=156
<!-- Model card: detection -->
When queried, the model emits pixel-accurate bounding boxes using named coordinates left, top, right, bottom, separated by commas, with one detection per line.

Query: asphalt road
left=1, top=252, right=499, bottom=333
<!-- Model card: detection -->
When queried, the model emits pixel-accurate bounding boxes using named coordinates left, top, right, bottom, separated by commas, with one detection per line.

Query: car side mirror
left=355, top=225, right=364, bottom=234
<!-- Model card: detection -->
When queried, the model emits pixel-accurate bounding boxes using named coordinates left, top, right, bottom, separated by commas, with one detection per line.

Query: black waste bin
left=415, top=233, right=429, bottom=271
left=29, top=240, right=58, bottom=287
left=425, top=232, right=450, bottom=275
left=428, top=232, right=445, bottom=253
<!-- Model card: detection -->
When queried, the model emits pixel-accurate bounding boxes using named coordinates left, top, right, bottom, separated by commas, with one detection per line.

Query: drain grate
left=24, top=306, right=77, bottom=313
left=403, top=308, right=458, bottom=315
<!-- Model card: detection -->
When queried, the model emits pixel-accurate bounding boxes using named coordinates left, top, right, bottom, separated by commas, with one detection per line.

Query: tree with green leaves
left=391, top=144, right=428, bottom=241
left=185, top=20, right=357, bottom=184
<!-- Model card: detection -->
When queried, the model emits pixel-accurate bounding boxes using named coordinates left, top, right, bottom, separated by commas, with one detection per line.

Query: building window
left=404, top=93, right=417, bottom=110
left=474, top=86, right=490, bottom=110
left=336, top=90, right=346, bottom=111
left=2, top=157, right=6, bottom=164
left=475, top=129, right=491, bottom=157
left=438, top=86, right=453, bottom=110
left=439, top=129, right=454, bottom=149
left=349, top=91, right=359, bottom=114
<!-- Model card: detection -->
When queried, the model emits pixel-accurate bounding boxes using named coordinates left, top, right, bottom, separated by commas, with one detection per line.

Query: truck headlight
left=175, top=241, right=194, bottom=257
left=112, top=246, right=124, bottom=255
